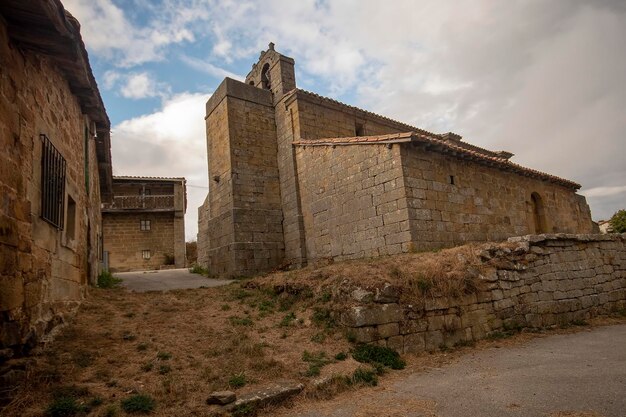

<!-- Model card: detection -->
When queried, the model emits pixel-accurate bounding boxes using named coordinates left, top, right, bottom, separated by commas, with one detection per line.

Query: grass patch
left=228, top=372, right=247, bottom=388
left=229, top=316, right=254, bottom=326
left=158, top=364, right=171, bottom=375
left=103, top=405, right=118, bottom=417
left=45, top=397, right=85, bottom=417
left=121, top=394, right=156, bottom=414
left=351, top=344, right=405, bottom=370
left=310, top=332, right=326, bottom=343
left=189, top=264, right=209, bottom=276
left=232, top=403, right=255, bottom=417
left=302, top=350, right=331, bottom=377
left=311, top=308, right=335, bottom=328
left=334, top=351, right=347, bottom=361
left=351, top=367, right=378, bottom=386
left=97, top=270, right=122, bottom=289
left=156, top=351, right=172, bottom=360
left=279, top=312, right=296, bottom=327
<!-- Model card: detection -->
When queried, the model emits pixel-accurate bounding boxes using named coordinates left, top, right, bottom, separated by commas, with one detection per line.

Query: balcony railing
left=102, top=195, right=175, bottom=211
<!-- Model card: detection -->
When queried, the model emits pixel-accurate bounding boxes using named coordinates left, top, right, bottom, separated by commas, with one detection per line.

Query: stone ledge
left=508, top=233, right=626, bottom=244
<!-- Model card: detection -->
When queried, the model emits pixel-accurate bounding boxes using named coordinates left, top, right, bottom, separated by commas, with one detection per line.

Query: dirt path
left=276, top=324, right=626, bottom=417
left=115, top=268, right=233, bottom=292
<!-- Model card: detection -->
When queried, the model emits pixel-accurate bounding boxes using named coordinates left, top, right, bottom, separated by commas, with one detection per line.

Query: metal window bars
left=40, top=134, right=66, bottom=229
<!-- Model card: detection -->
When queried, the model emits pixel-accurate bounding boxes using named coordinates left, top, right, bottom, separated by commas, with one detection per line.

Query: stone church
left=197, top=44, right=593, bottom=277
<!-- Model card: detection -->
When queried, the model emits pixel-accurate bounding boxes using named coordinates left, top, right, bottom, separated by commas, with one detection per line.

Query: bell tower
left=245, top=43, right=296, bottom=103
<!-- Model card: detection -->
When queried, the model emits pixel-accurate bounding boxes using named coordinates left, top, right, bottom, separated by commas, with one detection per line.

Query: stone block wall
left=0, top=20, right=103, bottom=355
left=401, top=145, right=593, bottom=251
left=296, top=144, right=412, bottom=260
left=338, top=234, right=626, bottom=353
left=103, top=212, right=175, bottom=272
left=201, top=78, right=284, bottom=277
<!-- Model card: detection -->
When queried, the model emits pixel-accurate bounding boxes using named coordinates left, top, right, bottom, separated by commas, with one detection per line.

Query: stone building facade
left=0, top=1, right=112, bottom=357
left=103, top=177, right=186, bottom=272
left=197, top=44, right=593, bottom=277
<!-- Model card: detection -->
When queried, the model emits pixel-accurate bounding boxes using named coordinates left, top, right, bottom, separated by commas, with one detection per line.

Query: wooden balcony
left=102, top=194, right=175, bottom=212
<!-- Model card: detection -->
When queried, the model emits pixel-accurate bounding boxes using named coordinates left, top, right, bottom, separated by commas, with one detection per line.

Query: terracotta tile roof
left=113, top=176, right=186, bottom=182
left=294, top=132, right=581, bottom=190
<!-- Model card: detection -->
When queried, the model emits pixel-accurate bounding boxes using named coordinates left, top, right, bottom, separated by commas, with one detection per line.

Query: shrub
left=45, top=397, right=84, bottom=417
left=609, top=209, right=626, bottom=233
left=97, top=270, right=122, bottom=289
left=351, top=368, right=378, bottom=386
left=351, top=344, right=405, bottom=370
left=156, top=351, right=172, bottom=360
left=189, top=264, right=209, bottom=276
left=228, top=372, right=247, bottom=388
left=334, top=352, right=347, bottom=361
left=311, top=308, right=335, bottom=328
left=121, top=394, right=156, bottom=414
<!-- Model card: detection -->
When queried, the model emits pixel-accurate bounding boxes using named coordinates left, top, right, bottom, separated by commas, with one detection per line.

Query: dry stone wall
left=338, top=234, right=626, bottom=353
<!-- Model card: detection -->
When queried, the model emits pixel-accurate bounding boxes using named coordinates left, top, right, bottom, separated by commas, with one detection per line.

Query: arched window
left=530, top=192, right=547, bottom=234
left=249, top=81, right=254, bottom=86
left=261, top=63, right=270, bottom=90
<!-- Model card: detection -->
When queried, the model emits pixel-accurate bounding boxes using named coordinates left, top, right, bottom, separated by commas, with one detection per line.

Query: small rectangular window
left=40, top=134, right=66, bottom=229
left=355, top=122, right=365, bottom=137
left=140, top=219, right=151, bottom=231
left=449, top=175, right=455, bottom=185
left=66, top=195, right=76, bottom=240
left=142, top=250, right=151, bottom=260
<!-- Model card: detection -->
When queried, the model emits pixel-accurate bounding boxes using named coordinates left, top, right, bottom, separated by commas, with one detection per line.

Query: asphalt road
left=283, top=324, right=626, bottom=417
left=115, top=268, right=234, bottom=292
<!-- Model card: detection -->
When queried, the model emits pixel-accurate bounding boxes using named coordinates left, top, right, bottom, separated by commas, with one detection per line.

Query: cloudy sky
left=64, top=0, right=626, bottom=240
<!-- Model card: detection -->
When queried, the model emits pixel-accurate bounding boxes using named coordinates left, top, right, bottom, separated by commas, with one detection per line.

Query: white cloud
left=64, top=0, right=205, bottom=67
left=120, top=72, right=167, bottom=99
left=582, top=186, right=626, bottom=198
left=102, top=71, right=170, bottom=100
left=179, top=55, right=244, bottom=81
left=111, top=92, right=211, bottom=240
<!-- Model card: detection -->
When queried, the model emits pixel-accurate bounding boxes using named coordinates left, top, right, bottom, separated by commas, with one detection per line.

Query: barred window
left=140, top=219, right=151, bottom=231
left=142, top=250, right=151, bottom=260
left=40, top=134, right=66, bottom=229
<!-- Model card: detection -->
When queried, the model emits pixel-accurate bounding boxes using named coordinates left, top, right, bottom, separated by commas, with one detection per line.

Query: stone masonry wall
left=201, top=78, right=284, bottom=277
left=197, top=196, right=209, bottom=267
left=229, top=93, right=284, bottom=275
left=401, top=145, right=593, bottom=251
left=0, top=20, right=103, bottom=355
left=103, top=212, right=175, bottom=272
left=296, top=144, right=411, bottom=260
left=339, top=234, right=626, bottom=354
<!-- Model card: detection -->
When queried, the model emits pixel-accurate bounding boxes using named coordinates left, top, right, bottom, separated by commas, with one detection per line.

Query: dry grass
left=1, top=283, right=352, bottom=417
left=262, top=243, right=496, bottom=305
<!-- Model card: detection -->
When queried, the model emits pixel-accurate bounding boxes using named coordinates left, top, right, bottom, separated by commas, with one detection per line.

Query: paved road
left=115, top=268, right=234, bottom=292
left=284, top=324, right=626, bottom=417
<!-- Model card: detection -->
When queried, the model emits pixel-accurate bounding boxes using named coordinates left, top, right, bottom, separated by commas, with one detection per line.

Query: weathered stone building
left=197, top=44, right=593, bottom=277
left=103, top=177, right=187, bottom=272
left=0, top=0, right=112, bottom=357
